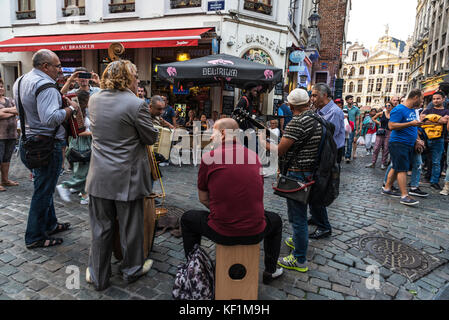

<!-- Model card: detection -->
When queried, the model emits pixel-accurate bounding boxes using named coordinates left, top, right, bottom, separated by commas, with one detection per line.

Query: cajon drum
left=215, top=243, right=260, bottom=300
left=113, top=195, right=157, bottom=260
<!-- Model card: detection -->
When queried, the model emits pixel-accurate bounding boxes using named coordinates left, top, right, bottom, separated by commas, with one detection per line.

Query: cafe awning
left=0, top=28, right=212, bottom=52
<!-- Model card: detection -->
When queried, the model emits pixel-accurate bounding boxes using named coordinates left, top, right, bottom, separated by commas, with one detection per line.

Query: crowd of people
left=5, top=47, right=449, bottom=294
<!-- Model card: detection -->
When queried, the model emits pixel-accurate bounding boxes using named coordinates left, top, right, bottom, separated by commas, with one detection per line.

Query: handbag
left=17, top=77, right=58, bottom=169
left=66, top=136, right=91, bottom=163
left=376, top=128, right=387, bottom=136
left=273, top=119, right=317, bottom=204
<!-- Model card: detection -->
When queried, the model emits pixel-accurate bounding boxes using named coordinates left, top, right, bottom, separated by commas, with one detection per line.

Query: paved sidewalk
left=0, top=150, right=448, bottom=300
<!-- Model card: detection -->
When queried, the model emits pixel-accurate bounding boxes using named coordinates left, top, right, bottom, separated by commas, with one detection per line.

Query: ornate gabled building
left=341, top=29, right=411, bottom=109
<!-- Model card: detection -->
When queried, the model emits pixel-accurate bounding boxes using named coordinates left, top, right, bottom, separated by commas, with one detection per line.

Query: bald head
left=214, top=118, right=239, bottom=131
left=32, top=49, right=58, bottom=69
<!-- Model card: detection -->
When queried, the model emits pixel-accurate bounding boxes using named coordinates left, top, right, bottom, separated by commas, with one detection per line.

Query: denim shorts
left=389, top=142, right=414, bottom=172
left=0, top=139, right=16, bottom=163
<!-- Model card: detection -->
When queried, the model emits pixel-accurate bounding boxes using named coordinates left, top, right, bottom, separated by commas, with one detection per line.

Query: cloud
left=346, top=0, right=417, bottom=50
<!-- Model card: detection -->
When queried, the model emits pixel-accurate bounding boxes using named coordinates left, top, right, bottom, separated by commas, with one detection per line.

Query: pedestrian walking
left=13, top=49, right=76, bottom=248
left=343, top=95, right=362, bottom=162
left=85, top=60, right=159, bottom=291
left=0, top=79, right=19, bottom=192
left=383, top=89, right=424, bottom=206
left=367, top=103, right=393, bottom=169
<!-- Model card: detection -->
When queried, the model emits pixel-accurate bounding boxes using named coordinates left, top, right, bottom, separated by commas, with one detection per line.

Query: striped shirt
left=282, top=110, right=322, bottom=172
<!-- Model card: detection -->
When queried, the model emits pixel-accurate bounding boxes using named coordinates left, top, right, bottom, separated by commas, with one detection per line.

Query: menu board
left=275, top=81, right=284, bottom=96
left=222, top=96, right=235, bottom=115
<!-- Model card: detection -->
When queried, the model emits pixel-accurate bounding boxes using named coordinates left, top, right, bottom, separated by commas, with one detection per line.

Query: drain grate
left=347, top=232, right=446, bottom=282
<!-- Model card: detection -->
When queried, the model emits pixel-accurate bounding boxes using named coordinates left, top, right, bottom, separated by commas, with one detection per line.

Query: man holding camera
left=61, top=67, right=101, bottom=96
left=14, top=49, right=77, bottom=249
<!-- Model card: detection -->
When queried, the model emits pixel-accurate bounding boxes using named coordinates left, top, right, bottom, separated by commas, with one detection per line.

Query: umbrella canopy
left=157, top=53, right=282, bottom=91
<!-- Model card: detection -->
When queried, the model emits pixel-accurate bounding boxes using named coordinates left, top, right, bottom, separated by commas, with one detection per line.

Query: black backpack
left=308, top=114, right=340, bottom=207
left=172, top=244, right=215, bottom=300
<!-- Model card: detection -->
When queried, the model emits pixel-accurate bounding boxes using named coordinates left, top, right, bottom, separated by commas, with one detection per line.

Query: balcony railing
left=109, top=2, right=135, bottom=13
left=62, top=6, right=86, bottom=17
left=243, top=0, right=272, bottom=15
left=16, top=10, right=36, bottom=20
left=170, top=0, right=202, bottom=9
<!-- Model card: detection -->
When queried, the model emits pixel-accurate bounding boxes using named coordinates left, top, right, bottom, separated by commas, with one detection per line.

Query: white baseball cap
left=287, top=88, right=310, bottom=106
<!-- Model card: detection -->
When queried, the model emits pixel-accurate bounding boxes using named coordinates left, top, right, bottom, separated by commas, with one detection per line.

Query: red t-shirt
left=198, top=142, right=266, bottom=237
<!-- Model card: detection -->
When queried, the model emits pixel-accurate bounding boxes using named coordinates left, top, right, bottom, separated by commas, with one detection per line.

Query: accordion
left=153, top=126, right=173, bottom=161
left=63, top=93, right=86, bottom=139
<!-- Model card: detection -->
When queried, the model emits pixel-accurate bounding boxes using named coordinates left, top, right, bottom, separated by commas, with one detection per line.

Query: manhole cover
left=348, top=232, right=446, bottom=282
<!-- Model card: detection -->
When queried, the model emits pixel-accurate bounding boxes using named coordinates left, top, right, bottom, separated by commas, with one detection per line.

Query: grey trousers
left=88, top=195, right=145, bottom=290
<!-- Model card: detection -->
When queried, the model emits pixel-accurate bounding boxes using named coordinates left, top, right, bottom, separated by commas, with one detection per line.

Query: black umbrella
left=157, top=53, right=282, bottom=91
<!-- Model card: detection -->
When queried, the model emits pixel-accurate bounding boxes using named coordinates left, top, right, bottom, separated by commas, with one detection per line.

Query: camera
left=78, top=72, right=92, bottom=79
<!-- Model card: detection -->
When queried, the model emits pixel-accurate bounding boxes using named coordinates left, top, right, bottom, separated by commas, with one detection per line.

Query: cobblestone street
left=1, top=150, right=448, bottom=301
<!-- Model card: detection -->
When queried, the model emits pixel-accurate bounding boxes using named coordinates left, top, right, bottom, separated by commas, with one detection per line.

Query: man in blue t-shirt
left=383, top=89, right=424, bottom=207
left=277, top=101, right=292, bottom=134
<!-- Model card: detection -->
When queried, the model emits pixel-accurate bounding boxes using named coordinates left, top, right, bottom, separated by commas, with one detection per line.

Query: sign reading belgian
left=208, top=1, right=225, bottom=11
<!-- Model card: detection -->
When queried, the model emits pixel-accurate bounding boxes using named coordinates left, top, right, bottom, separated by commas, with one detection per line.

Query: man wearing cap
left=259, top=88, right=323, bottom=273
left=335, top=98, right=344, bottom=110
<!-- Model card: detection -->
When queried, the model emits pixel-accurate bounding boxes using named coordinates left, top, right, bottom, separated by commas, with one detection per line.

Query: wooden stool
left=215, top=243, right=260, bottom=300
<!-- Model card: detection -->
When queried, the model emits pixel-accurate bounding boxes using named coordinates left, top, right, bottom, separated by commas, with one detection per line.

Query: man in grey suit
left=85, top=60, right=159, bottom=291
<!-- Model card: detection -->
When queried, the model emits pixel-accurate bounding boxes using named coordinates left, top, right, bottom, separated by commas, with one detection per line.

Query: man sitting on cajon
left=181, top=118, right=283, bottom=284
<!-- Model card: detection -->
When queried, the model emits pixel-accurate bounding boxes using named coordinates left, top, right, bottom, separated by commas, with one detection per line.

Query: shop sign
left=245, top=34, right=282, bottom=54
left=60, top=44, right=95, bottom=50
left=208, top=1, right=225, bottom=11
left=202, top=67, right=238, bottom=77
left=289, top=51, right=305, bottom=64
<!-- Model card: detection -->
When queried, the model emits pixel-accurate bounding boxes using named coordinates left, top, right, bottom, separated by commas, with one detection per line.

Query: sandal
left=1, top=180, right=19, bottom=187
left=26, top=237, right=63, bottom=249
left=0, top=185, right=5, bottom=192
left=48, top=222, right=71, bottom=236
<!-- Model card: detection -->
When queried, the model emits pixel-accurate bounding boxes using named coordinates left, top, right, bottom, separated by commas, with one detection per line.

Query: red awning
left=0, top=28, right=212, bottom=52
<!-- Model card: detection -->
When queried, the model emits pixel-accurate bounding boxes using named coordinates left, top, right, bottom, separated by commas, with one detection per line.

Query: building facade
left=310, top=0, right=351, bottom=96
left=341, top=30, right=411, bottom=109
left=0, top=0, right=319, bottom=115
left=410, top=0, right=449, bottom=96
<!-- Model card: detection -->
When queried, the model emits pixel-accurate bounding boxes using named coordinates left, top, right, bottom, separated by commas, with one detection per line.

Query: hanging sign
left=289, top=50, right=306, bottom=63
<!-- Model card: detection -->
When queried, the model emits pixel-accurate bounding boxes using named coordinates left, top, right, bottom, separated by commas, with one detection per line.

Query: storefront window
left=17, top=0, right=36, bottom=20
left=63, top=0, right=85, bottom=16
left=170, top=0, right=202, bottom=9
left=109, top=0, right=135, bottom=14
left=98, top=48, right=136, bottom=76
left=244, top=0, right=272, bottom=16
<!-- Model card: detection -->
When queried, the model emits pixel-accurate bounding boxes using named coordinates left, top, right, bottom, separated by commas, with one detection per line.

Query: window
left=109, top=0, right=135, bottom=13
left=315, top=72, right=328, bottom=84
left=359, top=67, right=365, bottom=75
left=404, top=72, right=409, bottom=81
left=399, top=63, right=404, bottom=70
left=403, top=84, right=408, bottom=94
left=343, top=68, right=348, bottom=76
left=171, top=0, right=202, bottom=9
left=357, top=80, right=363, bottom=93
left=244, top=0, right=272, bottom=16
left=63, top=0, right=85, bottom=16
left=385, top=78, right=393, bottom=93
left=369, top=66, right=375, bottom=75
left=352, top=51, right=358, bottom=62
left=378, top=65, right=385, bottom=74
left=348, top=82, right=354, bottom=93
left=406, top=63, right=409, bottom=69
left=388, top=65, right=395, bottom=74
left=396, top=84, right=402, bottom=93
left=398, top=73, right=403, bottom=82
left=376, top=78, right=383, bottom=91
left=349, top=67, right=355, bottom=76
left=17, top=0, right=36, bottom=19
left=356, top=97, right=361, bottom=103
left=366, top=96, right=372, bottom=103
left=368, top=79, right=374, bottom=92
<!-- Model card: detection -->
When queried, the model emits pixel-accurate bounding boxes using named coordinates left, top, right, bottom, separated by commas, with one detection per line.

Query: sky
left=346, top=0, right=418, bottom=51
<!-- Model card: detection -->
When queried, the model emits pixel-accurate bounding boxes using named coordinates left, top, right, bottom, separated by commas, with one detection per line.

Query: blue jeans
left=345, top=131, right=355, bottom=159
left=286, top=171, right=328, bottom=263
left=427, top=138, right=445, bottom=184
left=20, top=139, right=63, bottom=245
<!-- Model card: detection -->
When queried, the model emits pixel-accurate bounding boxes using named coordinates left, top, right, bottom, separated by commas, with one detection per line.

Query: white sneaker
left=80, top=195, right=89, bottom=205
left=56, top=184, right=71, bottom=202
left=263, top=267, right=283, bottom=284
left=69, top=188, right=78, bottom=194
left=86, top=267, right=93, bottom=284
left=366, top=151, right=371, bottom=156
left=142, top=259, right=154, bottom=275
